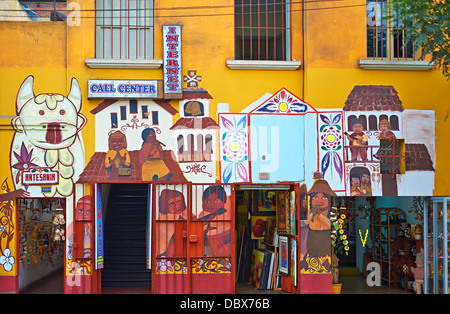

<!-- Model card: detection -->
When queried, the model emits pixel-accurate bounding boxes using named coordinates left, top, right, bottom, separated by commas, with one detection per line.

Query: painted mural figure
left=157, top=189, right=192, bottom=257
left=374, top=119, right=397, bottom=160
left=139, top=128, right=173, bottom=181
left=350, top=173, right=365, bottom=196
left=10, top=76, right=86, bottom=197
left=75, top=195, right=92, bottom=258
left=304, top=180, right=335, bottom=258
left=105, top=131, right=130, bottom=170
left=344, top=119, right=368, bottom=161
left=198, top=186, right=231, bottom=259
left=360, top=171, right=372, bottom=196
left=105, top=131, right=130, bottom=179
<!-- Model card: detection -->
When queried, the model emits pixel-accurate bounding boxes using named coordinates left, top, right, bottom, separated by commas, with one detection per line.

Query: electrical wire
left=3, top=0, right=365, bottom=12
left=0, top=0, right=368, bottom=19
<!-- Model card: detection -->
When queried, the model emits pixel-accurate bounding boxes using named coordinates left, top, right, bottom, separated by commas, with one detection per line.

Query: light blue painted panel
left=304, top=113, right=319, bottom=189
left=250, top=115, right=304, bottom=183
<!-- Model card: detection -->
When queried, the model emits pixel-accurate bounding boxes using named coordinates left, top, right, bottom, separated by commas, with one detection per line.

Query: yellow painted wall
left=1, top=0, right=450, bottom=288
left=301, top=0, right=450, bottom=196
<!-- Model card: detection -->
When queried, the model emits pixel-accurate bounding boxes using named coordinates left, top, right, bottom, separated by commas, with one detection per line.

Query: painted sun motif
left=255, top=89, right=308, bottom=114
left=278, top=102, right=288, bottom=112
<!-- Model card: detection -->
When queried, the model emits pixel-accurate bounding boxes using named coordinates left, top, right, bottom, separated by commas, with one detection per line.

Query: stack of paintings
left=249, top=249, right=275, bottom=290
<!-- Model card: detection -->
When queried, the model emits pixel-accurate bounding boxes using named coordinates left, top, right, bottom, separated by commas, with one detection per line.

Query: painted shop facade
left=1, top=0, right=449, bottom=294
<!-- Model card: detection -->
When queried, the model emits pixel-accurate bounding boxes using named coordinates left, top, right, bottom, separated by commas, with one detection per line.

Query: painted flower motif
left=319, top=114, right=344, bottom=182
left=222, top=133, right=248, bottom=162
left=220, top=115, right=249, bottom=183
left=35, top=93, right=64, bottom=110
left=156, top=259, right=173, bottom=273
left=321, top=127, right=342, bottom=150
left=0, top=248, right=15, bottom=272
left=12, top=142, right=39, bottom=184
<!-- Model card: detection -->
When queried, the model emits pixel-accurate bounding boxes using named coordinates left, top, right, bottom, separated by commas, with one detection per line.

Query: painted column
left=299, top=179, right=334, bottom=293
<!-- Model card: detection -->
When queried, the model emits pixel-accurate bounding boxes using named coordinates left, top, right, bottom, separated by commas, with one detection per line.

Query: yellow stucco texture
left=305, top=67, right=450, bottom=196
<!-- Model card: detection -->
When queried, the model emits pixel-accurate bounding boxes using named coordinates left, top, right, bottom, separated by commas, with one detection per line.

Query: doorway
left=235, top=185, right=294, bottom=293
left=101, top=183, right=151, bottom=289
left=152, top=183, right=234, bottom=294
left=18, top=198, right=66, bottom=294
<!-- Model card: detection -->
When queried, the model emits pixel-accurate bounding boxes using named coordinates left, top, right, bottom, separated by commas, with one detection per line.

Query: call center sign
left=88, top=79, right=163, bottom=99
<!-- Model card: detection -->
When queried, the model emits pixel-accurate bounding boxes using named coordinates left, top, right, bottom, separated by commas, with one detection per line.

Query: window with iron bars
left=366, top=0, right=418, bottom=60
left=235, top=0, right=291, bottom=61
left=95, top=0, right=154, bottom=59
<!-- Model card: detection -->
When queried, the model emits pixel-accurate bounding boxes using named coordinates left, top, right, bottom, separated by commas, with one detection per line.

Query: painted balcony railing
left=343, top=145, right=381, bottom=163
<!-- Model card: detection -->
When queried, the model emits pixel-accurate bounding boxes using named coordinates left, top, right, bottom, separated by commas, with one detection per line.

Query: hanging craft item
left=331, top=202, right=349, bottom=256
left=53, top=214, right=65, bottom=225
left=18, top=200, right=66, bottom=269
left=53, top=213, right=65, bottom=242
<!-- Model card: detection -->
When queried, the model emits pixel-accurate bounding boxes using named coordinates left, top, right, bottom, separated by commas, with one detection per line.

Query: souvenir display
left=18, top=200, right=65, bottom=269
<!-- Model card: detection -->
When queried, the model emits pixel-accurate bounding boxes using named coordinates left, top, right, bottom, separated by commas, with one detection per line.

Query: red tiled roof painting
left=170, top=117, right=219, bottom=130
left=183, top=88, right=213, bottom=100
left=344, top=85, right=404, bottom=112
left=405, top=143, right=434, bottom=171
left=78, top=150, right=187, bottom=183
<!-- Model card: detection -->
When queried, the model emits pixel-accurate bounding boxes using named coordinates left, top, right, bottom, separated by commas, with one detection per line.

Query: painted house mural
left=342, top=85, right=435, bottom=197
left=79, top=98, right=186, bottom=183
left=10, top=78, right=432, bottom=197
left=217, top=85, right=435, bottom=198
left=2, top=74, right=436, bottom=294
left=171, top=73, right=219, bottom=183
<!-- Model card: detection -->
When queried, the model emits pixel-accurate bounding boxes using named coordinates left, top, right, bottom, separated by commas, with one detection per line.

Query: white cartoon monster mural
left=10, top=76, right=86, bottom=197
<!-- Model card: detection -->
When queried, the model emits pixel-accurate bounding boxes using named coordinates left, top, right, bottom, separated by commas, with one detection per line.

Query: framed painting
left=289, top=190, right=296, bottom=236
left=279, top=235, right=289, bottom=275
left=251, top=216, right=275, bottom=239
left=257, top=190, right=277, bottom=212
left=276, top=190, right=290, bottom=235
left=290, top=239, right=297, bottom=286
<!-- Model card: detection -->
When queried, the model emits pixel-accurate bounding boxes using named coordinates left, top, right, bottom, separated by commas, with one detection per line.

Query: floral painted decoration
left=255, top=89, right=308, bottom=113
left=319, top=113, right=344, bottom=182
left=12, top=142, right=39, bottom=185
left=220, top=115, right=249, bottom=183
left=299, top=252, right=331, bottom=274
left=0, top=248, right=15, bottom=272
left=0, top=179, right=16, bottom=273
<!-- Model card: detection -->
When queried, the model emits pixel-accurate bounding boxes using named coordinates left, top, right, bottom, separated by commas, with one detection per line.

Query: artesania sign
left=163, top=25, right=182, bottom=99
left=22, top=168, right=59, bottom=185
left=87, top=79, right=162, bottom=99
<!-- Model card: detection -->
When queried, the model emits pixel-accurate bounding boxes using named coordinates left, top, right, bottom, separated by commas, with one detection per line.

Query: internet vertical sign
left=163, top=25, right=183, bottom=99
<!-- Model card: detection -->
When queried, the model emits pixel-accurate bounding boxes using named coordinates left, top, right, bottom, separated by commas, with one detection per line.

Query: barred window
left=235, top=0, right=291, bottom=61
left=96, top=0, right=154, bottom=59
left=366, top=0, right=417, bottom=60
